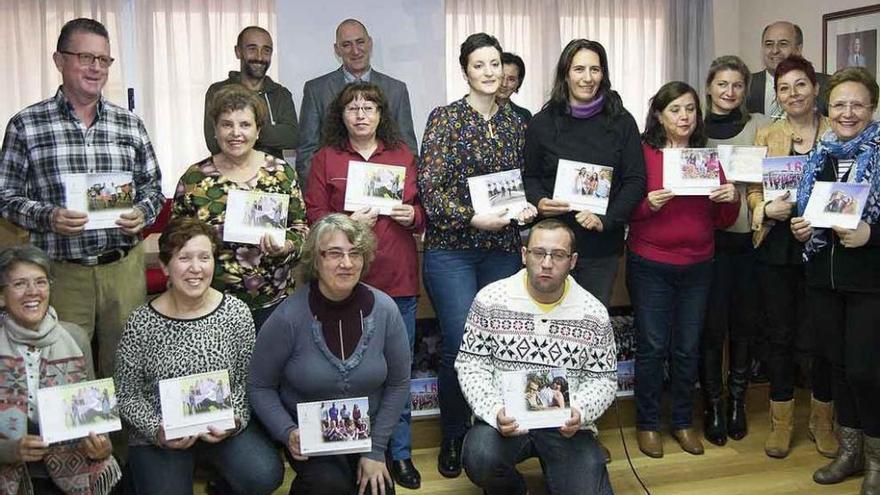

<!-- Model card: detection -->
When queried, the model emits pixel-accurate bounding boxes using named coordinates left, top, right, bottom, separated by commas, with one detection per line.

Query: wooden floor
left=198, top=388, right=863, bottom=494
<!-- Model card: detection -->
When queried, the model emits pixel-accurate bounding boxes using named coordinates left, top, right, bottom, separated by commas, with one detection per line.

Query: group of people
left=0, top=13, right=877, bottom=495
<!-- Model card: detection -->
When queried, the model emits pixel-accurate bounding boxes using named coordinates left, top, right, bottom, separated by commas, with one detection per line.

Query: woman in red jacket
left=629, top=81, right=740, bottom=459
left=304, top=82, right=425, bottom=489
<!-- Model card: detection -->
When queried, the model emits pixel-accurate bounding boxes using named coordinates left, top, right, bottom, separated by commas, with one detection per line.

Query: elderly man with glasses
left=455, top=218, right=617, bottom=495
left=0, top=17, right=164, bottom=379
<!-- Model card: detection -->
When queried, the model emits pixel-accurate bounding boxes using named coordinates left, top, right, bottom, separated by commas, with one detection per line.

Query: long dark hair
left=544, top=39, right=624, bottom=119
left=642, top=81, right=707, bottom=149
left=320, top=82, right=402, bottom=150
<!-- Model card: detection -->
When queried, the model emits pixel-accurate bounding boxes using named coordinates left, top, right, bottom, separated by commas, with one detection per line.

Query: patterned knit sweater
left=455, top=269, right=617, bottom=433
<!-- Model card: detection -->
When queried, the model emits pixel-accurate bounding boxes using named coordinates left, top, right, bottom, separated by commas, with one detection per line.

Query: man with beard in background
left=204, top=26, right=298, bottom=158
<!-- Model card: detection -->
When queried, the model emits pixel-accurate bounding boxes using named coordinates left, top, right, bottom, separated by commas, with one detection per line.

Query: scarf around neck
left=569, top=94, right=605, bottom=119
left=0, top=308, right=121, bottom=495
left=797, top=120, right=880, bottom=260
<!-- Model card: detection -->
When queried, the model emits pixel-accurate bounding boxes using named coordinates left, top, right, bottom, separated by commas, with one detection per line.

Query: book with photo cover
left=223, top=189, right=289, bottom=246
left=37, top=378, right=122, bottom=444
left=343, top=161, right=406, bottom=215
left=500, top=368, right=572, bottom=431
left=717, top=145, right=767, bottom=183
left=552, top=159, right=613, bottom=214
left=662, top=148, right=721, bottom=195
left=467, top=169, right=529, bottom=220
left=297, top=397, right=371, bottom=456
left=762, top=156, right=805, bottom=201
left=802, top=181, right=870, bottom=229
left=63, top=172, right=135, bottom=230
left=159, top=370, right=235, bottom=440
left=410, top=377, right=440, bottom=417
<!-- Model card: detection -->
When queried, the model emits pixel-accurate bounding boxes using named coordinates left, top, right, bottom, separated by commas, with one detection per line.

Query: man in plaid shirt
left=0, top=18, right=164, bottom=378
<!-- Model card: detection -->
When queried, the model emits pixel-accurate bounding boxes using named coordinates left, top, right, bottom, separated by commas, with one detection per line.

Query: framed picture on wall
left=823, top=5, right=880, bottom=79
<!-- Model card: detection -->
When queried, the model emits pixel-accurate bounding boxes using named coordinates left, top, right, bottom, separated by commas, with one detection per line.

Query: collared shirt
left=342, top=66, right=372, bottom=84
left=16, top=344, right=41, bottom=422
left=0, top=88, right=164, bottom=260
left=764, top=71, right=785, bottom=120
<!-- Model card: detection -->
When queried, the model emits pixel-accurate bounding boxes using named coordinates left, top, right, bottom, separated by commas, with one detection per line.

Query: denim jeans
left=389, top=295, right=417, bottom=460
left=627, top=251, right=712, bottom=430
left=287, top=452, right=396, bottom=495
left=127, top=421, right=283, bottom=495
left=423, top=248, right=522, bottom=439
left=462, top=421, right=613, bottom=495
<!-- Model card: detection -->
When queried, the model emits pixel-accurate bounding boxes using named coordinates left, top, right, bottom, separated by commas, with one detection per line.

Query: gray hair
left=298, top=213, right=376, bottom=283
left=0, top=245, right=53, bottom=286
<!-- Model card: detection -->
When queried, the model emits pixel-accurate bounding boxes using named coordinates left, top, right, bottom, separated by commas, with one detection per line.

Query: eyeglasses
left=525, top=248, right=572, bottom=264
left=4, top=277, right=51, bottom=294
left=60, top=51, right=115, bottom=68
left=344, top=105, right=378, bottom=116
left=320, top=248, right=364, bottom=263
left=829, top=101, right=872, bottom=115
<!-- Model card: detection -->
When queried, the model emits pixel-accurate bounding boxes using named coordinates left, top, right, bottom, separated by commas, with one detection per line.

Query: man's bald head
left=761, top=21, right=803, bottom=73
left=334, top=19, right=372, bottom=77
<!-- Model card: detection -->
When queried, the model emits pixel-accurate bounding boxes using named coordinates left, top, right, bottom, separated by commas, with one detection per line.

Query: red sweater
left=627, top=143, right=739, bottom=265
left=305, top=141, right=425, bottom=296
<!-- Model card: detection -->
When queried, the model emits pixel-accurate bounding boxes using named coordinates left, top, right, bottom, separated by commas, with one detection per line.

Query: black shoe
left=728, top=398, right=748, bottom=440
left=390, top=458, right=422, bottom=490
left=749, top=358, right=769, bottom=384
left=704, top=398, right=728, bottom=446
left=437, top=437, right=463, bottom=478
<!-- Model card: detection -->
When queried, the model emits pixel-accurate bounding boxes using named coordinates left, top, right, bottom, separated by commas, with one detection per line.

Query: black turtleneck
left=706, top=109, right=745, bottom=140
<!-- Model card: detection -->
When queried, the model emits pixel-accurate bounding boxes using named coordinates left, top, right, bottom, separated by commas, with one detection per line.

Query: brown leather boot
left=765, top=399, right=794, bottom=458
left=863, top=435, right=880, bottom=495
left=673, top=428, right=704, bottom=455
left=814, top=425, right=863, bottom=484
left=809, top=397, right=840, bottom=458
left=637, top=430, right=663, bottom=458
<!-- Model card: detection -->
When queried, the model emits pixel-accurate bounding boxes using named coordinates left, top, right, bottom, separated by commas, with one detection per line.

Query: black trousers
left=808, top=286, right=880, bottom=436
left=759, top=263, right=832, bottom=402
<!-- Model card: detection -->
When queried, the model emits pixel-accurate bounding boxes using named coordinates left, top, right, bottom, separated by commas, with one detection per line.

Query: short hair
left=545, top=39, right=625, bottom=120
left=298, top=213, right=377, bottom=283
left=207, top=84, right=268, bottom=128
left=320, top=82, right=402, bottom=150
left=57, top=18, right=109, bottom=52
left=773, top=55, right=818, bottom=91
left=642, top=81, right=707, bottom=149
left=826, top=66, right=879, bottom=109
left=705, top=55, right=752, bottom=126
left=501, top=52, right=526, bottom=91
left=761, top=21, right=803, bottom=47
left=336, top=19, right=369, bottom=40
left=158, top=217, right=220, bottom=266
left=458, top=33, right=503, bottom=71
left=236, top=26, right=272, bottom=47
left=0, top=245, right=53, bottom=286
left=526, top=219, right=576, bottom=252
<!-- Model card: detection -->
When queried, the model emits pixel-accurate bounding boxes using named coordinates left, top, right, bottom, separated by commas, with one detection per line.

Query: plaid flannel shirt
left=0, top=88, right=164, bottom=260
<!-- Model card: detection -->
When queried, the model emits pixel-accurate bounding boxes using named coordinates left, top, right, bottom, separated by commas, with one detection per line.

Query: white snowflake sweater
left=455, top=269, right=617, bottom=433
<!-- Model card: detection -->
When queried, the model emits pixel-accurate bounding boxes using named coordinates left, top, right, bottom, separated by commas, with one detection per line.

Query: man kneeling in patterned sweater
left=455, top=218, right=617, bottom=495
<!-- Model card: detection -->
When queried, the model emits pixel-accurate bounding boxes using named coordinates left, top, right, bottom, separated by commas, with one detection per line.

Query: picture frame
left=823, top=5, right=880, bottom=79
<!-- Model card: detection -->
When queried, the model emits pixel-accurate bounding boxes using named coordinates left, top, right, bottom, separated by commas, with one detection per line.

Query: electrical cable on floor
left=615, top=398, right=652, bottom=495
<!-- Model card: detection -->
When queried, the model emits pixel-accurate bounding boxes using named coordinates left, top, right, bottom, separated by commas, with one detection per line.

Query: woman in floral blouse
left=173, top=84, right=307, bottom=330
left=417, top=32, right=536, bottom=478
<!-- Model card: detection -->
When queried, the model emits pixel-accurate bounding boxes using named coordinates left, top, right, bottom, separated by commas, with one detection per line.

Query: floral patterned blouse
left=418, top=97, right=525, bottom=252
left=172, top=154, right=307, bottom=310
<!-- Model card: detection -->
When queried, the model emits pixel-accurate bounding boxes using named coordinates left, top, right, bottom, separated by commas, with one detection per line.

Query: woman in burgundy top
left=304, top=81, right=424, bottom=489
left=628, top=81, right=740, bottom=459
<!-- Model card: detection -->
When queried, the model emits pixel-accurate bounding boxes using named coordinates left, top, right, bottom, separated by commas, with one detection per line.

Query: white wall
left=276, top=0, right=446, bottom=148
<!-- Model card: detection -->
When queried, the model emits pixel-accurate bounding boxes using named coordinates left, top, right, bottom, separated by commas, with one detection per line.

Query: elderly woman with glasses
left=0, top=245, right=119, bottom=494
left=249, top=213, right=411, bottom=495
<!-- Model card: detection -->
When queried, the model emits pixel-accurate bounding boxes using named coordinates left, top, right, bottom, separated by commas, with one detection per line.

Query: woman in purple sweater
left=249, top=213, right=411, bottom=495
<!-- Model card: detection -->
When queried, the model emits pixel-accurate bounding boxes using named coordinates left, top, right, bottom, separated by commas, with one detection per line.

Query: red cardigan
left=305, top=141, right=425, bottom=297
left=627, top=143, right=739, bottom=265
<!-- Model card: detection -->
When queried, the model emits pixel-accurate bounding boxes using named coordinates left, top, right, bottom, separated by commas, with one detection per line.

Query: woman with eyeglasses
left=249, top=214, right=411, bottom=495
left=418, top=32, right=537, bottom=478
left=789, top=67, right=880, bottom=493
left=304, top=81, right=425, bottom=489
left=172, top=84, right=307, bottom=331
left=628, top=82, right=740, bottom=458
left=0, top=245, right=119, bottom=494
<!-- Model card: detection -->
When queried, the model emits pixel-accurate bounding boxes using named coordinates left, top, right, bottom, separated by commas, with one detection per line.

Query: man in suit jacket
left=747, top=21, right=829, bottom=117
left=296, top=19, right=417, bottom=190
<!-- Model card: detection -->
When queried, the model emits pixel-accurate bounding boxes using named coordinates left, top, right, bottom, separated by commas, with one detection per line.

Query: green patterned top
left=172, top=154, right=307, bottom=310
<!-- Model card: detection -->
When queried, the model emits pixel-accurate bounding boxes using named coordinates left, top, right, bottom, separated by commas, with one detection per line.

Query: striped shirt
left=0, top=88, right=164, bottom=260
